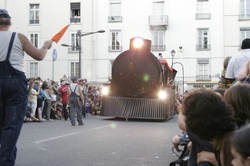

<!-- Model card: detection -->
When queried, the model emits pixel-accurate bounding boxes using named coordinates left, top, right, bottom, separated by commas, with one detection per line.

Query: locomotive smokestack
left=129, top=37, right=151, bottom=53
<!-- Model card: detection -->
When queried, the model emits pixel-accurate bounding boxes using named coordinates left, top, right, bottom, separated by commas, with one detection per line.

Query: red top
left=160, top=60, right=173, bottom=72
left=58, top=84, right=69, bottom=104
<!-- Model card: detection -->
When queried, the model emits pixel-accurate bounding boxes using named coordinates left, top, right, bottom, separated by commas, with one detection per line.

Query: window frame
left=29, top=32, right=39, bottom=48
left=240, top=0, right=250, bottom=19
left=196, top=28, right=211, bottom=50
left=70, top=2, right=81, bottom=23
left=29, top=62, right=39, bottom=78
left=109, top=30, right=122, bottom=52
left=240, top=28, right=250, bottom=41
left=70, top=61, right=79, bottom=78
left=196, top=59, right=211, bottom=81
left=151, top=30, right=166, bottom=51
left=69, top=32, right=79, bottom=52
left=29, top=4, right=40, bottom=24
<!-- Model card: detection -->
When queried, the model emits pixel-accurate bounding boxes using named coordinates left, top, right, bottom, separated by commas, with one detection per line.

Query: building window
left=196, top=0, right=210, bottom=19
left=70, top=3, right=81, bottom=23
left=29, top=33, right=39, bottom=48
left=109, top=31, right=122, bottom=52
left=29, top=4, right=39, bottom=24
left=152, top=1, right=164, bottom=15
left=70, top=62, right=79, bottom=78
left=240, top=0, right=250, bottom=19
left=149, top=1, right=168, bottom=27
left=30, top=62, right=38, bottom=77
left=108, top=0, right=122, bottom=22
left=152, top=30, right=165, bottom=51
left=197, top=28, right=210, bottom=50
left=69, top=32, right=79, bottom=52
left=197, top=59, right=211, bottom=81
left=240, top=28, right=250, bottom=41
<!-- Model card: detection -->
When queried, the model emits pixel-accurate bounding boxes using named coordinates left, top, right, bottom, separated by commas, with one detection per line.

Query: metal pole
left=77, top=30, right=82, bottom=78
left=172, top=62, right=184, bottom=95
left=52, top=60, right=54, bottom=80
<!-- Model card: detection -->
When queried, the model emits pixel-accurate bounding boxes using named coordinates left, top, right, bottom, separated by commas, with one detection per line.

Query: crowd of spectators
left=24, top=76, right=103, bottom=123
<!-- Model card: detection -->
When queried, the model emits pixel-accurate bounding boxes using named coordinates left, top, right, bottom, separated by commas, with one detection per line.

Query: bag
left=169, top=145, right=189, bottom=166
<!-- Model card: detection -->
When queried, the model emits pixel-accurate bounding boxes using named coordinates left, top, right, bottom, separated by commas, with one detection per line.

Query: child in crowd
left=231, top=124, right=250, bottom=166
left=85, top=98, right=92, bottom=116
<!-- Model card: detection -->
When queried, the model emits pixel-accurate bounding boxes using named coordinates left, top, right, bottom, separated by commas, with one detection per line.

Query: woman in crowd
left=224, top=83, right=250, bottom=127
left=182, top=89, right=236, bottom=166
left=41, top=81, right=53, bottom=121
left=27, top=79, right=39, bottom=121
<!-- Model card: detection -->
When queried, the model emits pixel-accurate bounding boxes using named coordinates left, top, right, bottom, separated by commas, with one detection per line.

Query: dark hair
left=183, top=89, right=236, bottom=141
left=224, top=83, right=250, bottom=127
left=231, top=125, right=250, bottom=159
left=241, top=38, right=250, bottom=50
left=41, top=81, right=49, bottom=90
left=0, top=16, right=10, bottom=26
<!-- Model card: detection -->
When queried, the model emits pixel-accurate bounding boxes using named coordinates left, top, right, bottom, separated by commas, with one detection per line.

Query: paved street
left=16, top=115, right=182, bottom=166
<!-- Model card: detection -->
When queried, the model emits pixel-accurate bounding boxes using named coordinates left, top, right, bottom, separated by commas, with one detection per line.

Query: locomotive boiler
left=100, top=37, right=177, bottom=120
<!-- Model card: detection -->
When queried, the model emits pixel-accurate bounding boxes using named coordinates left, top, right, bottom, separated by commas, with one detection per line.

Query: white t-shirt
left=225, top=49, right=250, bottom=79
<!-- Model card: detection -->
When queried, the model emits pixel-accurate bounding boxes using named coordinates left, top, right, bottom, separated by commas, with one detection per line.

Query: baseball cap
left=0, top=9, right=11, bottom=18
left=71, top=76, right=78, bottom=81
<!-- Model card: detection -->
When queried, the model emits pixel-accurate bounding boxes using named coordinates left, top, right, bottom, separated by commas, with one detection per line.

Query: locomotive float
left=100, top=37, right=177, bottom=120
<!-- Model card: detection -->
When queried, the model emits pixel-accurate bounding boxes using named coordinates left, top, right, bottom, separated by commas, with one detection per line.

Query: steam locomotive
left=100, top=37, right=177, bottom=120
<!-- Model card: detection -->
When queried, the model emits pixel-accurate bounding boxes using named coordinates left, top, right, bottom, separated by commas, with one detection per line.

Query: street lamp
left=61, top=29, right=105, bottom=78
left=171, top=49, right=175, bottom=66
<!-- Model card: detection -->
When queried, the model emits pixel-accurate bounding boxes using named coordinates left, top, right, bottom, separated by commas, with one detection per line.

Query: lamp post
left=171, top=49, right=175, bottom=66
left=61, top=29, right=105, bottom=78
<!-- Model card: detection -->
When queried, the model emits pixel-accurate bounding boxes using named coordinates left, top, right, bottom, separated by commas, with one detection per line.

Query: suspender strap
left=69, top=84, right=78, bottom=93
left=73, top=84, right=78, bottom=93
left=6, top=32, right=16, bottom=60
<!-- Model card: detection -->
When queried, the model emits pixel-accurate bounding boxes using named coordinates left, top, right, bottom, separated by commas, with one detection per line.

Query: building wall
left=1, top=0, right=249, bottom=89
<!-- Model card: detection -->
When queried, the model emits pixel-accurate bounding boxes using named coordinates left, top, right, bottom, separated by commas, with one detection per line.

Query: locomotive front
left=100, top=37, right=175, bottom=120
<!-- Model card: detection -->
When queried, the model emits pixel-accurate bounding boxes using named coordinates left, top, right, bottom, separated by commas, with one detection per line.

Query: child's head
left=231, top=125, right=250, bottom=166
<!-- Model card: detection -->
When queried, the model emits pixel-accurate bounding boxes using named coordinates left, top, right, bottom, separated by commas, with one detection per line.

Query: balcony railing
left=108, top=46, right=122, bottom=52
left=151, top=45, right=166, bottom=51
left=196, top=75, right=211, bottom=81
left=67, top=47, right=79, bottom=53
left=108, top=16, right=123, bottom=23
left=70, top=17, right=81, bottom=23
left=195, top=13, right=211, bottom=20
left=196, top=44, right=211, bottom=51
left=148, top=15, right=168, bottom=27
left=29, top=19, right=39, bottom=24
left=239, top=14, right=250, bottom=20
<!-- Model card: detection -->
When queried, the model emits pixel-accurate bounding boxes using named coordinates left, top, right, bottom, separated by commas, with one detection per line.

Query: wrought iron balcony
left=151, top=45, right=166, bottom=51
left=148, top=15, right=168, bottom=29
left=108, top=46, right=122, bottom=52
left=196, top=75, right=211, bottom=81
left=108, top=16, right=123, bottom=23
left=29, top=19, right=39, bottom=24
left=70, top=17, right=81, bottom=23
left=195, top=13, right=211, bottom=20
left=196, top=44, right=211, bottom=51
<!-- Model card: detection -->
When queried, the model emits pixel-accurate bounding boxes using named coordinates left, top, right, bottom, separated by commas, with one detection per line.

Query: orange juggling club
left=51, top=24, right=70, bottom=43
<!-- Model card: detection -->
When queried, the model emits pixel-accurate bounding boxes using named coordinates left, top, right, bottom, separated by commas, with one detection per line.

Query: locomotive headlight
left=158, top=90, right=167, bottom=100
left=132, top=38, right=144, bottom=48
left=102, top=87, right=109, bottom=96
